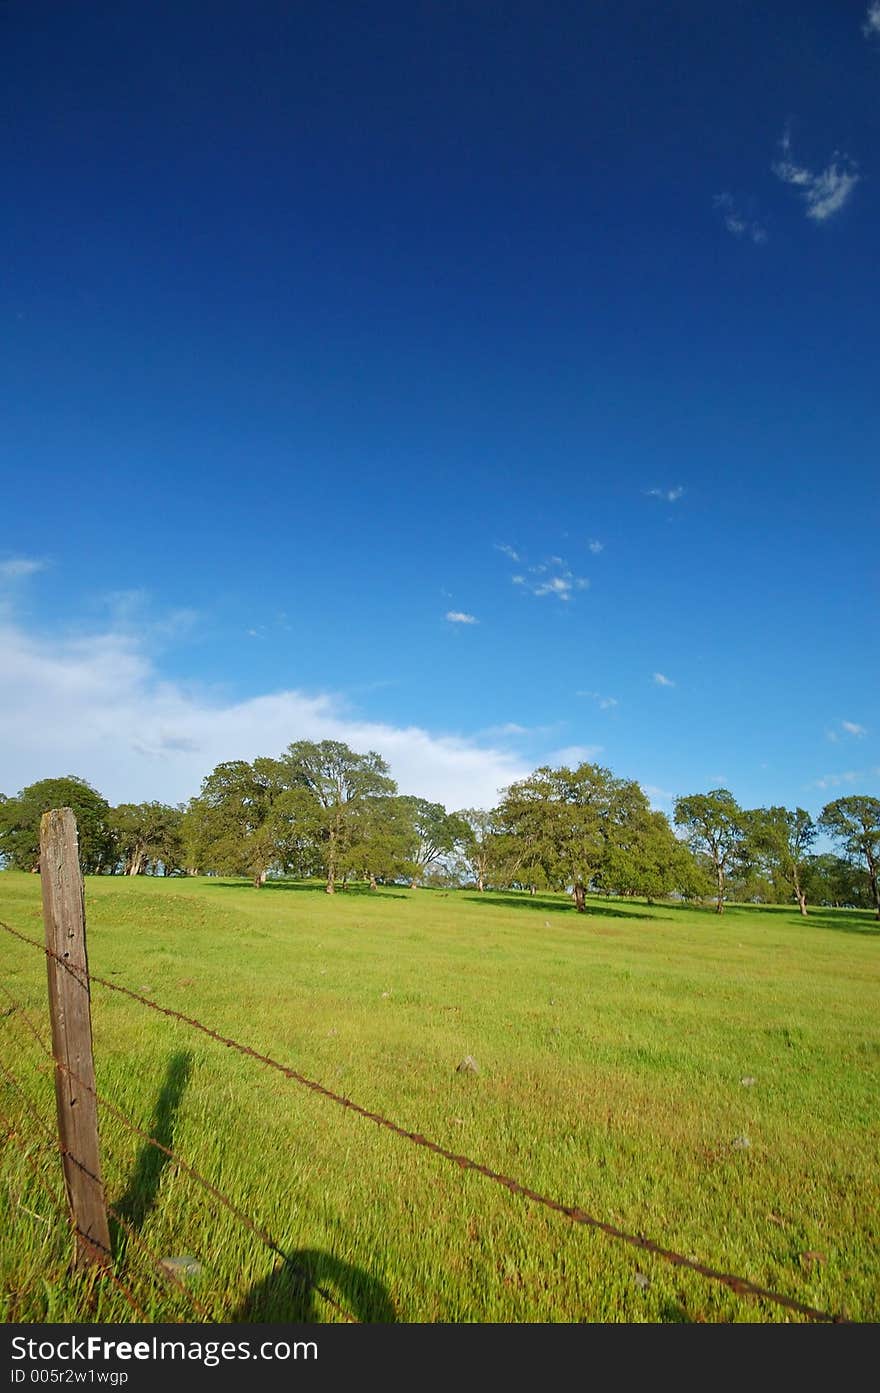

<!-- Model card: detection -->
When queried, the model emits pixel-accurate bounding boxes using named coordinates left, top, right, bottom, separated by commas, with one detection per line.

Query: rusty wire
left=0, top=1089, right=148, bottom=1321
left=0, top=916, right=849, bottom=1323
left=0, top=985, right=356, bottom=1323
left=0, top=1049, right=209, bottom=1319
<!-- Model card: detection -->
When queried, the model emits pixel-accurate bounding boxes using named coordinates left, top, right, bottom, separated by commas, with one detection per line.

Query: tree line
left=1, top=742, right=878, bottom=918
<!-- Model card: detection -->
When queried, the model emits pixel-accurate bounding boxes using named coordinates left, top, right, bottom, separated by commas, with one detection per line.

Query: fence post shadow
left=111, top=1050, right=192, bottom=1242
left=233, top=1249, right=396, bottom=1323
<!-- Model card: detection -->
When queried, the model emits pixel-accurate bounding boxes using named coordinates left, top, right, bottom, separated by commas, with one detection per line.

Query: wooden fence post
left=40, top=808, right=112, bottom=1269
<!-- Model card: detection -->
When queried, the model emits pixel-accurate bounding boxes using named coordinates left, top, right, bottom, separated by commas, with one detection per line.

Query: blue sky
left=2, top=1, right=878, bottom=815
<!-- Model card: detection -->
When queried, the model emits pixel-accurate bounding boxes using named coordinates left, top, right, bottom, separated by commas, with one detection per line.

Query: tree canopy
left=818, top=796, right=880, bottom=919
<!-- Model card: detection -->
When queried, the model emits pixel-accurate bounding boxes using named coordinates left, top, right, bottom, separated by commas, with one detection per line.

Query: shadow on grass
left=796, top=910, right=879, bottom=936
left=204, top=880, right=408, bottom=899
left=668, top=899, right=880, bottom=936
left=460, top=891, right=653, bottom=921
left=233, top=1250, right=395, bottom=1322
left=111, top=1050, right=192, bottom=1242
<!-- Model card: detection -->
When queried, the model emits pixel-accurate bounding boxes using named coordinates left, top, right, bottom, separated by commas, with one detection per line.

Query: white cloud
left=534, top=576, right=574, bottom=601
left=653, top=672, right=675, bottom=687
left=0, top=616, right=530, bottom=810
left=813, top=768, right=880, bottom=791
left=0, top=557, right=47, bottom=580
left=827, top=719, right=867, bottom=741
left=646, top=486, right=684, bottom=503
left=546, top=744, right=604, bottom=768
left=481, top=720, right=564, bottom=740
left=864, top=3, right=880, bottom=37
left=772, top=134, right=860, bottom=222
left=713, top=193, right=767, bottom=245
left=577, top=690, right=618, bottom=710
left=445, top=611, right=478, bottom=625
left=504, top=550, right=588, bottom=602
left=525, top=561, right=589, bottom=602
left=641, top=784, right=674, bottom=808
left=494, top=543, right=520, bottom=562
left=587, top=539, right=604, bottom=554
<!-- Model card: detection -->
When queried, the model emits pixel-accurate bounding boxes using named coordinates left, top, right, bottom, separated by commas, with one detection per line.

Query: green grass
left=1, top=872, right=877, bottom=1323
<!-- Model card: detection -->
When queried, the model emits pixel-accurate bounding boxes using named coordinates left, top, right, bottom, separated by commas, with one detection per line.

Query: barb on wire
left=0, top=1091, right=148, bottom=1321
left=0, top=917, right=848, bottom=1324
left=0, top=989, right=357, bottom=1324
left=1, top=1037, right=210, bottom=1321
left=0, top=1053, right=206, bottom=1314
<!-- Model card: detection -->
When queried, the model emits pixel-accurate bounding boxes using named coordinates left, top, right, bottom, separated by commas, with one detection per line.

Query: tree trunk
left=369, top=872, right=377, bottom=890
left=868, top=853, right=880, bottom=920
left=529, top=884, right=536, bottom=895
left=794, top=872, right=807, bottom=917
left=128, top=848, right=146, bottom=876
left=253, top=868, right=267, bottom=888
left=573, top=881, right=586, bottom=913
left=715, top=864, right=725, bottom=914
left=477, top=874, right=484, bottom=892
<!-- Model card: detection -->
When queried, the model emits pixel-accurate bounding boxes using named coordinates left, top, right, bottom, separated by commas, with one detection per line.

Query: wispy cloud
left=587, top=539, right=604, bottom=554
left=511, top=557, right=589, bottom=602
left=494, top=543, right=520, bottom=562
left=772, top=129, right=860, bottom=222
left=714, top=193, right=767, bottom=245
left=827, top=719, right=867, bottom=741
left=653, top=672, right=675, bottom=687
left=0, top=557, right=47, bottom=580
left=642, top=783, right=674, bottom=808
left=446, top=610, right=478, bottom=625
left=646, top=486, right=684, bottom=503
left=481, top=720, right=565, bottom=740
left=547, top=744, right=604, bottom=767
left=864, top=3, right=880, bottom=37
left=577, top=690, right=618, bottom=710
left=813, top=768, right=880, bottom=791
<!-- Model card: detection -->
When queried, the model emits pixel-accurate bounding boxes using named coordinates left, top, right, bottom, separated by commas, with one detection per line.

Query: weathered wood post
left=40, top=808, right=111, bottom=1269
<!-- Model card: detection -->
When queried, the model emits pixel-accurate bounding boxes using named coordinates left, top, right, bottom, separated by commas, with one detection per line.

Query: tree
left=280, top=741, right=396, bottom=893
left=454, top=808, right=502, bottom=892
left=497, top=763, right=624, bottom=912
left=743, top=806, right=816, bottom=915
left=335, top=794, right=417, bottom=889
left=398, top=798, right=467, bottom=888
left=110, top=802, right=184, bottom=876
left=818, top=796, right=880, bottom=920
left=600, top=805, right=705, bottom=902
left=673, top=789, right=745, bottom=914
left=190, top=758, right=295, bottom=887
left=0, top=776, right=113, bottom=873
left=803, top=852, right=871, bottom=909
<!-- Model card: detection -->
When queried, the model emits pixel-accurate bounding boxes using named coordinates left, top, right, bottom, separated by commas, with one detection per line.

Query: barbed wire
left=0, top=1090, right=148, bottom=1321
left=0, top=917, right=848, bottom=1323
left=0, top=986, right=356, bottom=1323
left=0, top=1050, right=211, bottom=1319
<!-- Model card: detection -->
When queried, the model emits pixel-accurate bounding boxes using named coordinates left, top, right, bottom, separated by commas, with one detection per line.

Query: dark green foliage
left=673, top=789, right=745, bottom=915
left=819, top=796, right=880, bottom=919
left=0, top=776, right=113, bottom=872
left=110, top=802, right=185, bottom=875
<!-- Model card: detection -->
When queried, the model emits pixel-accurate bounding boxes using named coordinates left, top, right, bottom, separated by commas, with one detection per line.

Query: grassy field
left=0, top=870, right=877, bottom=1324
